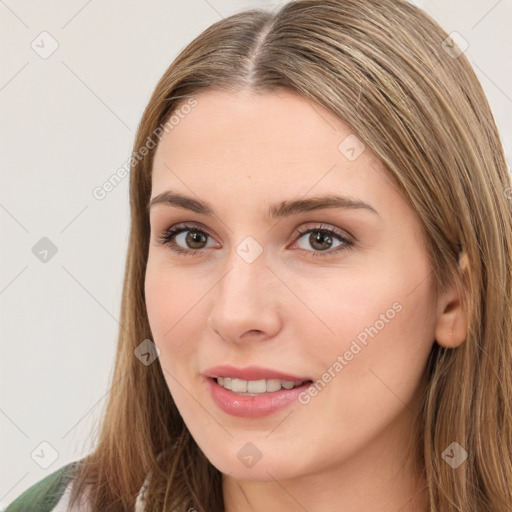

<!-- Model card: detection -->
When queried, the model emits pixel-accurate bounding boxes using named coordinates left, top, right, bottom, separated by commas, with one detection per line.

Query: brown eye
left=157, top=223, right=217, bottom=255
left=305, top=231, right=335, bottom=251
left=294, top=225, right=355, bottom=257
left=183, top=230, right=208, bottom=249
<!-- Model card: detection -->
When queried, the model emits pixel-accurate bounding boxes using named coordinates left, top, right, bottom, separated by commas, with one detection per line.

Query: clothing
left=4, top=461, right=149, bottom=511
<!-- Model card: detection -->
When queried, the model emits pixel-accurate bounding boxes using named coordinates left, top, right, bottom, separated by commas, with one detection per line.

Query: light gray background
left=1, top=0, right=511, bottom=507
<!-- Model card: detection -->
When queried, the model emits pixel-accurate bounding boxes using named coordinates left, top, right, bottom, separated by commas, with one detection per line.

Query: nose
left=207, top=248, right=282, bottom=344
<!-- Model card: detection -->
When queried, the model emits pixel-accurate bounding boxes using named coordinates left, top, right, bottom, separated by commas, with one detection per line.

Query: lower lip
left=205, top=377, right=312, bottom=418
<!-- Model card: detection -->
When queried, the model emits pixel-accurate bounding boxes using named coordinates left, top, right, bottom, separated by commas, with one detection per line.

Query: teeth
left=247, top=379, right=266, bottom=393
left=215, top=377, right=305, bottom=394
left=266, top=379, right=282, bottom=392
left=231, top=379, right=247, bottom=393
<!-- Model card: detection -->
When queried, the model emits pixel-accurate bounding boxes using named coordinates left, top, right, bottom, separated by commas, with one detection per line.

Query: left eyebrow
left=148, top=191, right=380, bottom=219
left=267, top=195, right=380, bottom=219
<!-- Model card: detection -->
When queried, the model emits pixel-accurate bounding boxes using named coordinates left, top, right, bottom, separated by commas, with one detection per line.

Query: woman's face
left=145, top=89, right=438, bottom=484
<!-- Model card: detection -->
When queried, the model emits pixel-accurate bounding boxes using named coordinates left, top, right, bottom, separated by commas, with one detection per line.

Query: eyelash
left=156, top=222, right=355, bottom=258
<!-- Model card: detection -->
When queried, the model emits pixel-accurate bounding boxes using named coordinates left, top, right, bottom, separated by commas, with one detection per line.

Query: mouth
left=203, top=364, right=313, bottom=383
left=205, top=375, right=315, bottom=417
left=211, top=376, right=314, bottom=396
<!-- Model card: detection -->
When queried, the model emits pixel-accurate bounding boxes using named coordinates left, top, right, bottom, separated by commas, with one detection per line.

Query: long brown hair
left=69, top=1, right=512, bottom=510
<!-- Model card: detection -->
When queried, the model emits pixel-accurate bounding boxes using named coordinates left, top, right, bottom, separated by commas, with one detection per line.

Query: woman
left=6, top=0, right=512, bottom=510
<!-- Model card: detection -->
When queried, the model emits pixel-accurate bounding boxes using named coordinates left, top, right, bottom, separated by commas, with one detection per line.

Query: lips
left=203, top=364, right=312, bottom=382
left=204, top=375, right=314, bottom=418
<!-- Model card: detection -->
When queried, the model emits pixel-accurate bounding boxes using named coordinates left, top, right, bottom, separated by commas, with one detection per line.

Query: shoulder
left=4, top=461, right=81, bottom=512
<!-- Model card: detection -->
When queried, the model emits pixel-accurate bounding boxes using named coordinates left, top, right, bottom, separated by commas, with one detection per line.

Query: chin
left=201, top=440, right=310, bottom=482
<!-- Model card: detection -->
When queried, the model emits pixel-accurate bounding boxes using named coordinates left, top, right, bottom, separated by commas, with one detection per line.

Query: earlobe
left=434, top=250, right=470, bottom=349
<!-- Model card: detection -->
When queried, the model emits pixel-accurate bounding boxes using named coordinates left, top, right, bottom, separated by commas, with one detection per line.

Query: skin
left=145, top=89, right=468, bottom=512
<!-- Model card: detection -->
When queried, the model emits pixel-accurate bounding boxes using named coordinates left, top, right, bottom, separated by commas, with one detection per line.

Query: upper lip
left=203, top=365, right=312, bottom=382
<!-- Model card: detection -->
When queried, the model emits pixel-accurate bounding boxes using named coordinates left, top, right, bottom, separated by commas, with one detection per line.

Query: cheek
left=145, top=262, right=209, bottom=421
left=287, top=266, right=435, bottom=458
left=144, top=257, right=207, bottom=371
left=300, top=250, right=436, bottom=390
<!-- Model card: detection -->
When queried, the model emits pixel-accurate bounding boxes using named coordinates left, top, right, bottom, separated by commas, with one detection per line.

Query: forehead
left=150, top=89, right=403, bottom=220
left=155, top=89, right=349, bottom=164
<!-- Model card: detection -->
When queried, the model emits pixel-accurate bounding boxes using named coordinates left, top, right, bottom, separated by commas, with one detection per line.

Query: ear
left=434, top=251, right=469, bottom=349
